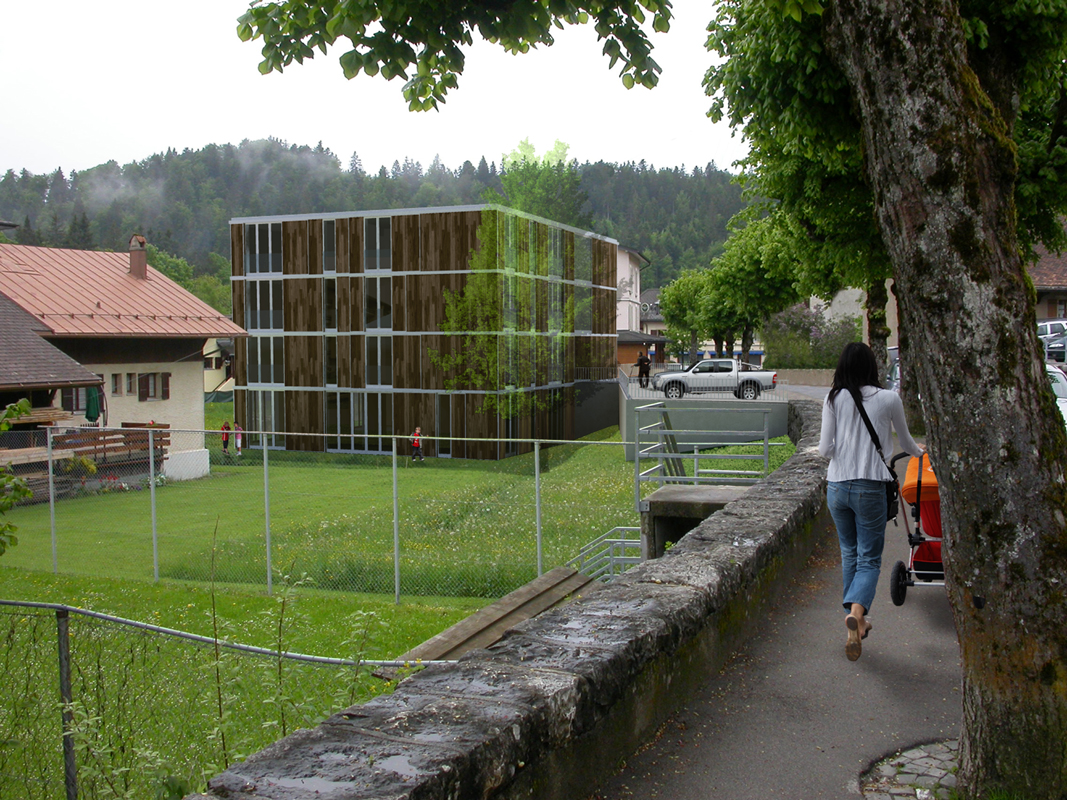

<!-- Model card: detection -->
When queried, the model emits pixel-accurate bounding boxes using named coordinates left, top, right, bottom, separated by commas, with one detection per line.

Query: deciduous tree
left=230, top=3, right=1067, bottom=792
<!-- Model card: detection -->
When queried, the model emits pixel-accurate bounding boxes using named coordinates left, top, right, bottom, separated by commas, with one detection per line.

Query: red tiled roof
left=0, top=243, right=246, bottom=338
left=1030, top=244, right=1067, bottom=291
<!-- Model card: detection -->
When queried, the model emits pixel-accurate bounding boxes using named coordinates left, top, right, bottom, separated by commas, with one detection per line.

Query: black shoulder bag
left=848, top=389, right=900, bottom=521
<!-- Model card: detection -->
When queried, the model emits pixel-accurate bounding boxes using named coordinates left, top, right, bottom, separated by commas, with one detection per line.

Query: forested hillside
left=0, top=139, right=746, bottom=290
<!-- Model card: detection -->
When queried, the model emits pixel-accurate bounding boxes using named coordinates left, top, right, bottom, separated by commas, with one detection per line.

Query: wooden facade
left=231, top=206, right=617, bottom=459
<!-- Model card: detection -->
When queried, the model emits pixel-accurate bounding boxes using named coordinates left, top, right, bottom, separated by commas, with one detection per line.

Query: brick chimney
left=129, top=234, right=148, bottom=280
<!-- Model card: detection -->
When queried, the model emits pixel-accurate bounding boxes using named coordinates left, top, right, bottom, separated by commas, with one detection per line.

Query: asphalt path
left=589, top=405, right=963, bottom=800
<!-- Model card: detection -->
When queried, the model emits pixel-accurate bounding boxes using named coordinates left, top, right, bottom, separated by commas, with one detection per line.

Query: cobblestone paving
left=861, top=740, right=959, bottom=799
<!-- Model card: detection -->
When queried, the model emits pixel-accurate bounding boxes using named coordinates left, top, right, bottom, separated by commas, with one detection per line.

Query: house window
left=1058, top=299, right=1067, bottom=317
left=323, top=220, right=336, bottom=273
left=574, top=235, right=593, bottom=283
left=244, top=222, right=283, bottom=274
left=126, top=373, right=136, bottom=395
left=325, top=335, right=338, bottom=386
left=324, top=278, right=337, bottom=331
left=111, top=374, right=123, bottom=396
left=366, top=336, right=392, bottom=386
left=575, top=284, right=593, bottom=333
left=325, top=390, right=362, bottom=451
left=364, top=217, right=392, bottom=271
left=246, top=390, right=286, bottom=449
left=246, top=278, right=283, bottom=331
left=61, top=387, right=88, bottom=413
left=364, top=276, right=392, bottom=330
left=247, top=336, right=284, bottom=385
left=137, top=372, right=171, bottom=401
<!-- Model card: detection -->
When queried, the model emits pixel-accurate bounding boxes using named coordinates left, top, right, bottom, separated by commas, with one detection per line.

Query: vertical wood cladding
left=337, top=336, right=353, bottom=388
left=231, top=224, right=244, bottom=278
left=419, top=210, right=481, bottom=272
left=285, top=336, right=323, bottom=388
left=336, top=218, right=351, bottom=275
left=465, top=394, right=497, bottom=460
left=308, top=220, right=323, bottom=276
left=450, top=396, right=467, bottom=460
left=392, top=275, right=407, bottom=332
left=338, top=277, right=352, bottom=332
left=594, top=287, right=614, bottom=335
left=232, top=280, right=246, bottom=333
left=285, top=391, right=324, bottom=449
left=393, top=213, right=421, bottom=274
left=234, top=336, right=248, bottom=386
left=283, top=221, right=308, bottom=275
left=393, top=335, right=421, bottom=390
left=423, top=271, right=465, bottom=333
left=284, top=278, right=322, bottom=333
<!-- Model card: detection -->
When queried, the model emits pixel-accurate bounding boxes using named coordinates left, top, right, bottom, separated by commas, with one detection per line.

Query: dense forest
left=0, top=138, right=747, bottom=291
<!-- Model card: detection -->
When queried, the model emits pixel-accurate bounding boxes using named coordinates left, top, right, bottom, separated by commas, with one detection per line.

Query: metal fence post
left=392, top=436, right=400, bottom=605
left=149, top=428, right=159, bottom=582
left=763, top=410, right=771, bottom=477
left=264, top=427, right=272, bottom=596
left=56, top=608, right=77, bottom=800
left=535, top=441, right=543, bottom=576
left=48, top=427, right=58, bottom=574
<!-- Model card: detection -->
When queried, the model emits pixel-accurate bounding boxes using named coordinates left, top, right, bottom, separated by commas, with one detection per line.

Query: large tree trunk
left=866, top=278, right=892, bottom=380
left=825, top=2, right=1067, bottom=797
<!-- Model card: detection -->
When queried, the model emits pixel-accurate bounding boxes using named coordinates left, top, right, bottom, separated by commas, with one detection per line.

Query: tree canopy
left=237, top=0, right=672, bottom=110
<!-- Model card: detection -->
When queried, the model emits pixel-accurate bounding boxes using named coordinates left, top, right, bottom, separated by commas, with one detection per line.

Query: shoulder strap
left=848, top=388, right=889, bottom=464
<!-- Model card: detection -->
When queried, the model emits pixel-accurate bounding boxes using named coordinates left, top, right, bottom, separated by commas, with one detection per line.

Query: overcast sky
left=1, top=1, right=748, bottom=178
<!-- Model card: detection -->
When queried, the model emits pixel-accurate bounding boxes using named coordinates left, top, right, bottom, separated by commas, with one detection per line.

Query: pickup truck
left=651, top=358, right=778, bottom=400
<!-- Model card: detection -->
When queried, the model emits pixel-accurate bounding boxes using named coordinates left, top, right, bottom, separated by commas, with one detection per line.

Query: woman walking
left=818, top=342, right=923, bottom=661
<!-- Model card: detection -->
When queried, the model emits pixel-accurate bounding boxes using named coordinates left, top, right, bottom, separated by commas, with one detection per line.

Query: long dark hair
left=827, top=342, right=883, bottom=406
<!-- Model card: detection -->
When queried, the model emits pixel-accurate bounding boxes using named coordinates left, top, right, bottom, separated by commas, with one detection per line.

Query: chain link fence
left=0, top=600, right=405, bottom=800
left=2, top=427, right=640, bottom=600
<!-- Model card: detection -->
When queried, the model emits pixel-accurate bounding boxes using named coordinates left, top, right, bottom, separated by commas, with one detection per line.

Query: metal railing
left=633, top=403, right=789, bottom=510
left=566, top=527, right=642, bottom=580
left=0, top=599, right=433, bottom=800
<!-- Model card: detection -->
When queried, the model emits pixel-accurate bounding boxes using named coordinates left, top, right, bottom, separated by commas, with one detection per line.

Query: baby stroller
left=888, top=452, right=944, bottom=605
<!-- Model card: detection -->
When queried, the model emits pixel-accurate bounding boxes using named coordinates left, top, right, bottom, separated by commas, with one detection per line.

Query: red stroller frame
left=889, top=451, right=944, bottom=606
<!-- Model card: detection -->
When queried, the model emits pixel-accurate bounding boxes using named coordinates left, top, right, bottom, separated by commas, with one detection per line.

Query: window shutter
left=138, top=374, right=149, bottom=402
left=162, top=373, right=171, bottom=400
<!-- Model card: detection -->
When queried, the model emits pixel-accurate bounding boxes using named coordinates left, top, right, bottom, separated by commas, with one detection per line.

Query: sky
left=1, top=1, right=748, bottom=178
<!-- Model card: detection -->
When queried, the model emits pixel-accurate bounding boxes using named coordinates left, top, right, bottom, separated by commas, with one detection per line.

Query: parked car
left=1038, top=320, right=1067, bottom=362
left=1047, top=363, right=1067, bottom=430
left=651, top=358, right=777, bottom=400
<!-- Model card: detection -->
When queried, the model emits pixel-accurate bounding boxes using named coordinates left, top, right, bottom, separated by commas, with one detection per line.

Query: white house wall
left=616, top=251, right=642, bottom=333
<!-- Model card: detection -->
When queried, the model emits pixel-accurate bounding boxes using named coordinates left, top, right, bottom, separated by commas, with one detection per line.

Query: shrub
left=761, top=305, right=862, bottom=369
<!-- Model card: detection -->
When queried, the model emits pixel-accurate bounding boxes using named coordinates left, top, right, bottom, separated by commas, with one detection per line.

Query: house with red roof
left=1030, top=244, right=1067, bottom=321
left=0, top=236, right=246, bottom=478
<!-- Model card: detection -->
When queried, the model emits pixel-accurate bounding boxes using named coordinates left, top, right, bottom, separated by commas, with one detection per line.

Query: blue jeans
left=827, top=479, right=887, bottom=614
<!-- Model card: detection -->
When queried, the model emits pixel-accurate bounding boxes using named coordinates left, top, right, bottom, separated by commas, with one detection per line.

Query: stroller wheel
left=890, top=560, right=908, bottom=606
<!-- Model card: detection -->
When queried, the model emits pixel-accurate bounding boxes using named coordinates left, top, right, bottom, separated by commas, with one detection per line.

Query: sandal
left=845, top=614, right=863, bottom=661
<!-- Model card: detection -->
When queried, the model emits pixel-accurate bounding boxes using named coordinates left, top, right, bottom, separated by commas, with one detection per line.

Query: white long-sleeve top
left=818, top=386, right=923, bottom=482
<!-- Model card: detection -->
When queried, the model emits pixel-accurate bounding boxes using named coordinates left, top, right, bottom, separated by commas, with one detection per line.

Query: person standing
left=818, top=342, right=924, bottom=661
left=411, top=426, right=425, bottom=462
left=234, top=423, right=243, bottom=456
left=221, top=421, right=231, bottom=455
left=636, top=351, right=652, bottom=389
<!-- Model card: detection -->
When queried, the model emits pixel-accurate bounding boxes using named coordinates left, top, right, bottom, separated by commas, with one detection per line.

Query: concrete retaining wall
left=190, top=400, right=831, bottom=800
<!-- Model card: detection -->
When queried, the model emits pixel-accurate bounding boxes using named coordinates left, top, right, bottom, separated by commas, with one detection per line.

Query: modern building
left=229, top=205, right=618, bottom=459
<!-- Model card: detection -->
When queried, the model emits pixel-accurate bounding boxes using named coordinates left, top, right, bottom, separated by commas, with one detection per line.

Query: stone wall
left=190, top=399, right=831, bottom=800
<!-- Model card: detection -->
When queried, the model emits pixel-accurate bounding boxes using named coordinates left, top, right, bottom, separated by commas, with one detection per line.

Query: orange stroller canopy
left=901, top=453, right=939, bottom=503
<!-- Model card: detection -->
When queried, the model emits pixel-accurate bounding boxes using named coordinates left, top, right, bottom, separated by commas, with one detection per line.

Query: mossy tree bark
left=866, top=278, right=892, bottom=380
left=825, top=1, right=1067, bottom=797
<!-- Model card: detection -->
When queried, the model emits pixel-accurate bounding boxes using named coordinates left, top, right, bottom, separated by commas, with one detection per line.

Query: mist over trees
left=0, top=138, right=745, bottom=292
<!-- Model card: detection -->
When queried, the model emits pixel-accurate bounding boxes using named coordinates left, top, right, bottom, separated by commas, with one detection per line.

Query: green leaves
left=235, top=0, right=673, bottom=108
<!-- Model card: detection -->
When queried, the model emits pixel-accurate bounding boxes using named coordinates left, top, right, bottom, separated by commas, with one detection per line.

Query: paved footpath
left=588, top=522, right=962, bottom=800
